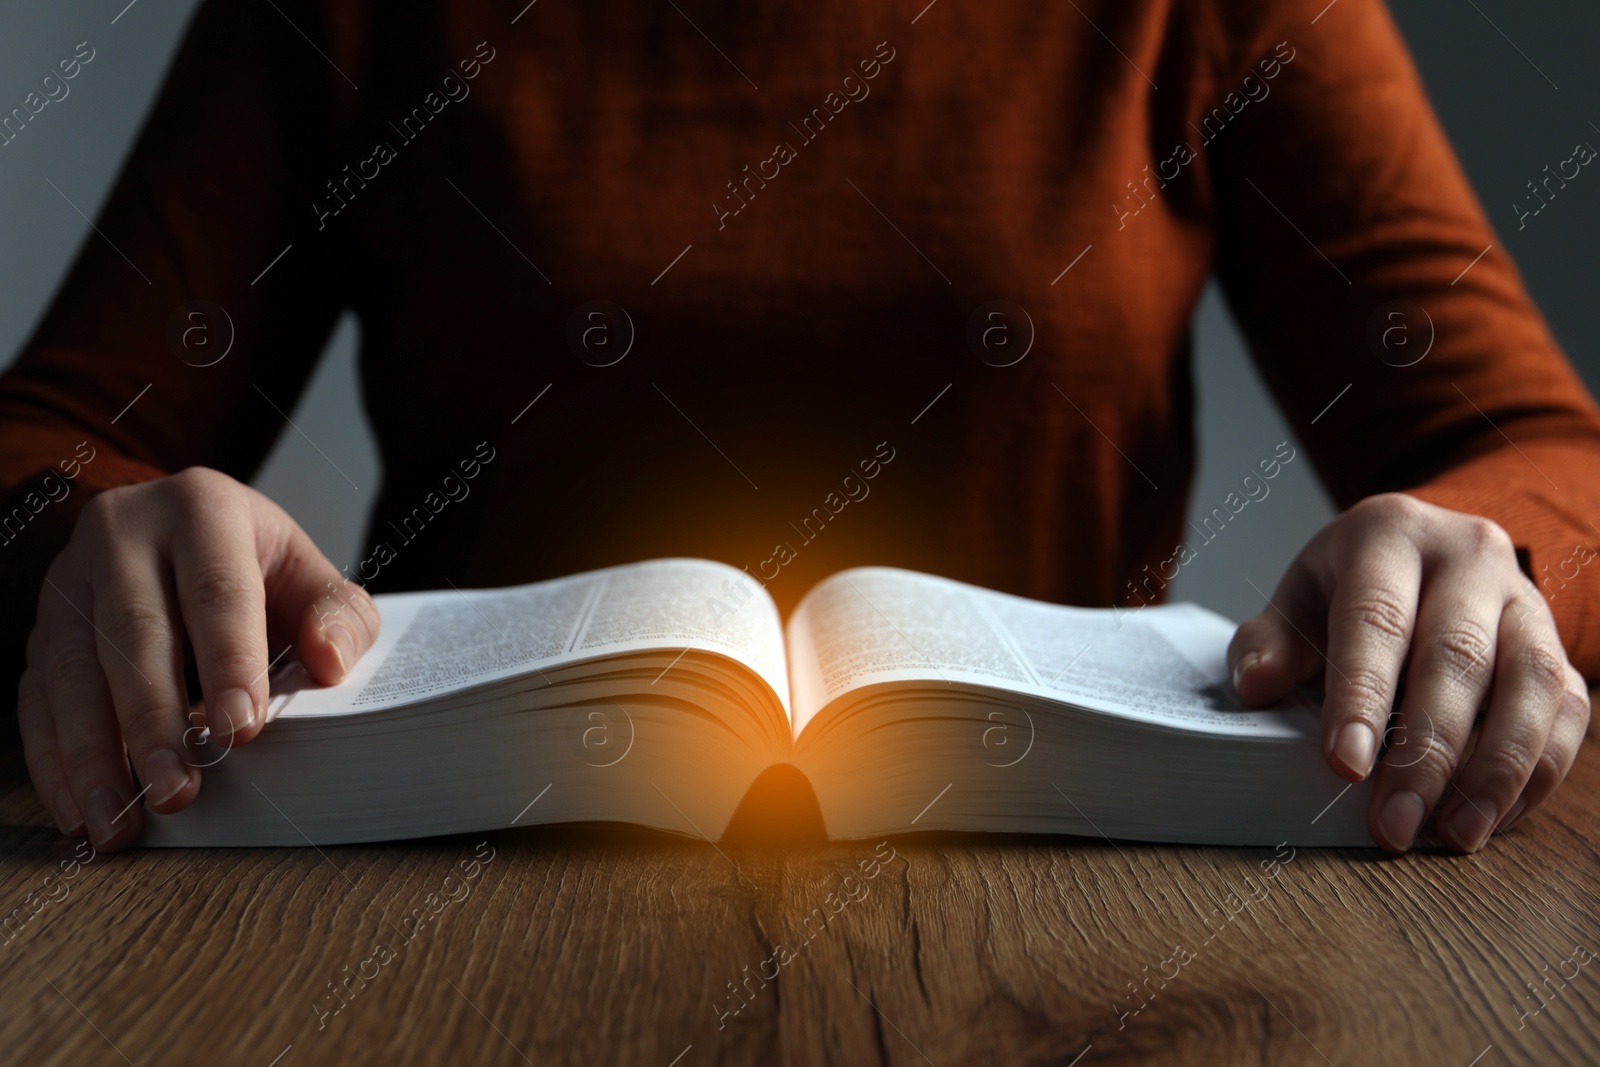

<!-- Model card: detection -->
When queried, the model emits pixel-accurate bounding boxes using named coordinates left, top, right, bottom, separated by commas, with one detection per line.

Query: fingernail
left=1232, top=650, right=1261, bottom=692
left=1333, top=722, right=1377, bottom=779
left=143, top=749, right=191, bottom=806
left=1377, top=790, right=1426, bottom=852
left=86, top=787, right=130, bottom=848
left=211, top=687, right=257, bottom=741
left=52, top=788, right=85, bottom=837
left=1498, top=795, right=1528, bottom=834
left=1446, top=794, right=1499, bottom=853
left=325, top=622, right=357, bottom=679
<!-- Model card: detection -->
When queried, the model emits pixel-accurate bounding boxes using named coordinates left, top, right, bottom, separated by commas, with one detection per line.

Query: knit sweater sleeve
left=1205, top=0, right=1600, bottom=675
left=0, top=0, right=353, bottom=703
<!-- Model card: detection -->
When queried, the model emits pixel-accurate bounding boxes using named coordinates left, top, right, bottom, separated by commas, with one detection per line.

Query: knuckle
left=1356, top=492, right=1424, bottom=528
left=73, top=488, right=125, bottom=542
left=1399, top=730, right=1460, bottom=784
left=1337, top=666, right=1396, bottom=717
left=185, top=561, right=259, bottom=613
left=85, top=483, right=131, bottom=515
left=1508, top=588, right=1554, bottom=632
left=1344, top=590, right=1412, bottom=644
left=1462, top=515, right=1516, bottom=560
left=1534, top=746, right=1570, bottom=788
left=116, top=692, right=177, bottom=745
left=1432, top=622, right=1495, bottom=683
left=57, top=722, right=126, bottom=768
left=1476, top=735, right=1541, bottom=793
left=1517, top=642, right=1569, bottom=693
left=101, top=595, right=170, bottom=651
left=43, top=647, right=102, bottom=695
left=163, top=467, right=236, bottom=520
left=199, top=647, right=264, bottom=688
left=167, top=465, right=228, bottom=495
left=1556, top=686, right=1591, bottom=730
left=1564, top=660, right=1587, bottom=692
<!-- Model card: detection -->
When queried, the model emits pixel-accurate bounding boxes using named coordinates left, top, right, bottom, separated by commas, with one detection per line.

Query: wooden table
left=0, top=729, right=1597, bottom=1067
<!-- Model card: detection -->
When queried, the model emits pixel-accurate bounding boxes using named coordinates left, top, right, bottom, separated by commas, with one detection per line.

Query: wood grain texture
left=0, top=734, right=1596, bottom=1066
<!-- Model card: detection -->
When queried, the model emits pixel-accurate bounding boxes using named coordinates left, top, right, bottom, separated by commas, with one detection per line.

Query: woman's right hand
left=17, top=467, right=380, bottom=850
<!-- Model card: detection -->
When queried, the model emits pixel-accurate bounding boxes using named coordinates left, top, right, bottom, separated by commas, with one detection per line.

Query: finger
left=1434, top=598, right=1566, bottom=852
left=18, top=659, right=83, bottom=837
left=170, top=496, right=270, bottom=749
left=1499, top=662, right=1589, bottom=834
left=1320, top=539, right=1423, bottom=783
left=39, top=574, right=147, bottom=850
left=263, top=519, right=380, bottom=686
left=88, top=540, right=198, bottom=824
left=20, top=620, right=84, bottom=835
left=1366, top=560, right=1504, bottom=852
left=1229, top=560, right=1328, bottom=706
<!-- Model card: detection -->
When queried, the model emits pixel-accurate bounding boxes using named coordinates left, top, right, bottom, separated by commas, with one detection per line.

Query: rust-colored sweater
left=4, top=0, right=1600, bottom=699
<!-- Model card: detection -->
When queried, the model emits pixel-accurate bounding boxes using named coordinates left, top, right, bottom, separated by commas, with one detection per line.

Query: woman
left=1, top=0, right=1593, bottom=853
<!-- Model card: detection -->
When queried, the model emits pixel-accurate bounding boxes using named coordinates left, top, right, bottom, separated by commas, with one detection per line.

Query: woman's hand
left=1228, top=493, right=1590, bottom=854
left=18, top=467, right=380, bottom=850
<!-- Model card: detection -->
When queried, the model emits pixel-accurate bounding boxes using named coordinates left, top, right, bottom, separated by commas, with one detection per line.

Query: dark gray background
left=1, top=1, right=1594, bottom=622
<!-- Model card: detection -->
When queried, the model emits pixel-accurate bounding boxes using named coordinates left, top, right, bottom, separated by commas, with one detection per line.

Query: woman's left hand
left=1228, top=493, right=1591, bottom=854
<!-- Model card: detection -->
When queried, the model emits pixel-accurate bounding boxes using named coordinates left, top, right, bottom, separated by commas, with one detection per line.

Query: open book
left=141, top=559, right=1375, bottom=848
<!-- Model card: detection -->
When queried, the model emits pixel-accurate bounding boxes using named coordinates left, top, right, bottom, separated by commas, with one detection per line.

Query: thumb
left=262, top=519, right=381, bottom=688
left=1227, top=564, right=1327, bottom=708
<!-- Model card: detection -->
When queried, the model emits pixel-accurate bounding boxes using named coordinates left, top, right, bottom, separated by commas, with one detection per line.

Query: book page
left=267, top=558, right=788, bottom=718
left=786, top=567, right=1315, bottom=739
